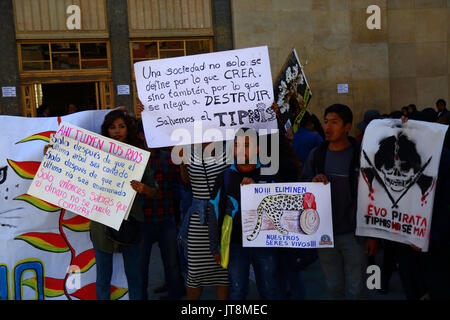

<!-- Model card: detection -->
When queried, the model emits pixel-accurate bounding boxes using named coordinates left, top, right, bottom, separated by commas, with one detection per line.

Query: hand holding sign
left=28, top=123, right=151, bottom=230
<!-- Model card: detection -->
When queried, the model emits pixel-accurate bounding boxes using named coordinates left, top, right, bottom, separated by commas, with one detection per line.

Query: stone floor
left=146, top=243, right=406, bottom=300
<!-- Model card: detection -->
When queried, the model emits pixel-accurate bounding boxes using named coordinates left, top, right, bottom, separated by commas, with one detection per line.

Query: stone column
left=212, top=0, right=234, bottom=52
left=106, top=0, right=134, bottom=111
left=0, top=0, right=21, bottom=115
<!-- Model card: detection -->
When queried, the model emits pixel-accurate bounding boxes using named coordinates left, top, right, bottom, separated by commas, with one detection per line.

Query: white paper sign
left=356, top=119, right=448, bottom=252
left=28, top=122, right=150, bottom=230
left=117, top=85, right=130, bottom=95
left=241, top=182, right=334, bottom=248
left=337, top=84, right=348, bottom=94
left=134, top=46, right=278, bottom=148
left=2, top=87, right=16, bottom=97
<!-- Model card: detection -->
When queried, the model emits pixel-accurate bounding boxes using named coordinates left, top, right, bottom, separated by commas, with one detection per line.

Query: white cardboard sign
left=134, top=46, right=278, bottom=148
left=356, top=119, right=448, bottom=252
left=28, top=122, right=150, bottom=230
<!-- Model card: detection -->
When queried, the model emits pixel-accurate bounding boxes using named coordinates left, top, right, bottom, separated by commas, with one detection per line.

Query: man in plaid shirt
left=140, top=147, right=185, bottom=300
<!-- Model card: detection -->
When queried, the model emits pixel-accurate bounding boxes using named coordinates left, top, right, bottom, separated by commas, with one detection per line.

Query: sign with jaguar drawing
left=356, top=119, right=448, bottom=252
left=241, top=183, right=333, bottom=248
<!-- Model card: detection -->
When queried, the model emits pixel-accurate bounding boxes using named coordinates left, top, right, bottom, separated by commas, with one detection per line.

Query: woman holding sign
left=40, top=109, right=159, bottom=300
left=178, top=142, right=230, bottom=300
left=91, top=109, right=159, bottom=300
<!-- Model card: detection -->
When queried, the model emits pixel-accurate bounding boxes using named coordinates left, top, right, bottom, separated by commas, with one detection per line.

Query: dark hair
left=438, top=112, right=450, bottom=125
left=299, top=111, right=311, bottom=128
left=136, top=118, right=144, bottom=134
left=324, top=104, right=353, bottom=125
left=309, top=114, right=325, bottom=139
left=408, top=104, right=417, bottom=112
left=389, top=111, right=403, bottom=119
left=420, top=108, right=438, bottom=123
left=374, top=133, right=422, bottom=174
left=234, top=127, right=259, bottom=147
left=101, top=110, right=140, bottom=147
left=37, top=103, right=50, bottom=115
left=436, top=99, right=446, bottom=107
left=401, top=106, right=408, bottom=112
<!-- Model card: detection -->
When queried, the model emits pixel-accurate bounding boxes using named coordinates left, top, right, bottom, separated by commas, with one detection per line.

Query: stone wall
left=231, top=0, right=449, bottom=133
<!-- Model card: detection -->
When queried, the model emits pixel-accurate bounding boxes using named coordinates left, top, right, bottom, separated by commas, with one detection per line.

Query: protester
left=37, top=103, right=51, bottom=117
left=420, top=108, right=438, bottom=123
left=134, top=118, right=185, bottom=300
left=67, top=103, right=78, bottom=114
left=292, top=111, right=324, bottom=164
left=139, top=146, right=186, bottom=300
left=407, top=104, right=420, bottom=119
left=401, top=106, right=409, bottom=117
left=436, top=99, right=448, bottom=119
left=133, top=106, right=184, bottom=299
left=307, top=114, right=326, bottom=140
left=271, top=102, right=308, bottom=299
left=389, top=111, right=403, bottom=119
left=207, top=128, right=280, bottom=300
left=356, top=109, right=381, bottom=143
left=377, top=239, right=398, bottom=294
left=89, top=109, right=159, bottom=300
left=302, top=104, right=379, bottom=299
left=178, top=141, right=230, bottom=300
left=393, top=114, right=450, bottom=300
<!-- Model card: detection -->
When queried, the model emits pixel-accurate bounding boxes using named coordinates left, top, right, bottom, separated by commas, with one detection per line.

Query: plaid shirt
left=144, top=148, right=180, bottom=223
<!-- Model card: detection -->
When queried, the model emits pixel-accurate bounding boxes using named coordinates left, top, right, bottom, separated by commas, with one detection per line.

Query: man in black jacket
left=302, top=104, right=379, bottom=299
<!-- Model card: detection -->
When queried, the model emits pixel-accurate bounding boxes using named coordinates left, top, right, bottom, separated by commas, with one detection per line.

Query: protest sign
left=134, top=46, right=277, bottom=148
left=273, top=49, right=312, bottom=134
left=356, top=119, right=448, bottom=252
left=27, top=122, right=150, bottom=231
left=241, top=182, right=333, bottom=248
left=0, top=111, right=130, bottom=300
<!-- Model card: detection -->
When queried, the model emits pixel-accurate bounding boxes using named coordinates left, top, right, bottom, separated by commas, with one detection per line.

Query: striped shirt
left=186, top=146, right=229, bottom=200
left=186, top=212, right=230, bottom=287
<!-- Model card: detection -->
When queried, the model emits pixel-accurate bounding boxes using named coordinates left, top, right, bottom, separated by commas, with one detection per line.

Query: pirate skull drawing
left=361, top=132, right=434, bottom=207
left=375, top=134, right=419, bottom=193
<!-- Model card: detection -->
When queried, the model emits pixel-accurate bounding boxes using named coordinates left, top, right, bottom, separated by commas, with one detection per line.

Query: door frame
left=20, top=79, right=114, bottom=117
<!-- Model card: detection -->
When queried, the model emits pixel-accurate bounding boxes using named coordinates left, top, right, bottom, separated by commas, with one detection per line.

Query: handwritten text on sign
left=28, top=124, right=150, bottom=230
left=134, top=46, right=277, bottom=148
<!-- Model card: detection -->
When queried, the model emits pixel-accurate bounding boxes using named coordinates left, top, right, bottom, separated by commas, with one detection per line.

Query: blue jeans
left=179, top=184, right=193, bottom=224
left=227, top=243, right=280, bottom=300
left=141, top=217, right=184, bottom=300
left=93, top=242, right=143, bottom=300
left=317, top=233, right=367, bottom=300
left=278, top=249, right=306, bottom=300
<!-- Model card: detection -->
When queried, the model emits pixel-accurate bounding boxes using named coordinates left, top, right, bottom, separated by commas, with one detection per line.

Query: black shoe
left=377, top=283, right=389, bottom=295
left=377, top=288, right=389, bottom=295
left=153, top=283, right=168, bottom=294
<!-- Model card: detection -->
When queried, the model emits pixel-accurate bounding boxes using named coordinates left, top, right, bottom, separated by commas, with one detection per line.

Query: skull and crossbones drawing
left=361, top=132, right=433, bottom=208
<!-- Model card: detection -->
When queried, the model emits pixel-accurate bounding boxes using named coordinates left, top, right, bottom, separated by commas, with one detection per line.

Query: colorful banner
left=27, top=122, right=150, bottom=230
left=356, top=119, right=448, bottom=252
left=273, top=48, right=312, bottom=134
left=240, top=182, right=333, bottom=248
left=0, top=111, right=130, bottom=300
left=134, top=46, right=278, bottom=148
